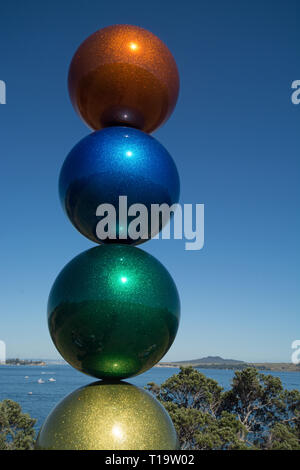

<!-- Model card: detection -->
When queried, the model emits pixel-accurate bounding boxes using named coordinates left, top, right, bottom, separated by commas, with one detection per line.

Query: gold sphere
left=35, top=381, right=178, bottom=450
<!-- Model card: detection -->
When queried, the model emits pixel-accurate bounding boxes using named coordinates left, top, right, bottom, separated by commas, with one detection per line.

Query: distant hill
left=158, top=356, right=300, bottom=371
left=171, top=356, right=245, bottom=365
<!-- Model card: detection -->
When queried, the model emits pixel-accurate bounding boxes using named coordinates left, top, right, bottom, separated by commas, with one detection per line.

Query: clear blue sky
left=0, top=0, right=299, bottom=362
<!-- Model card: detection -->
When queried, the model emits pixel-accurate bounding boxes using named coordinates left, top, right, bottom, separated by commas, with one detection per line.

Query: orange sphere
left=68, top=24, right=179, bottom=133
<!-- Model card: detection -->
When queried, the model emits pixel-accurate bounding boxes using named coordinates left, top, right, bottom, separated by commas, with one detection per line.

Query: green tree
left=147, top=366, right=245, bottom=449
left=147, top=366, right=300, bottom=450
left=0, top=399, right=36, bottom=450
left=162, top=402, right=248, bottom=450
left=263, top=423, right=300, bottom=450
left=221, top=368, right=300, bottom=448
left=147, top=366, right=223, bottom=416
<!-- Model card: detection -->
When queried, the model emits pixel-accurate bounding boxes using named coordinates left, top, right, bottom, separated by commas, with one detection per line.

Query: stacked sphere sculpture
left=37, top=24, right=181, bottom=450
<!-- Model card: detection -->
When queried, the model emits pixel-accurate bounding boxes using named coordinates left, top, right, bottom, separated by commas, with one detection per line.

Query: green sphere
left=35, top=381, right=179, bottom=450
left=48, top=245, right=180, bottom=379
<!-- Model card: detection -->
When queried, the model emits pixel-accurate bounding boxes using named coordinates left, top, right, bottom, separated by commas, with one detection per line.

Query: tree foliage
left=0, top=399, right=36, bottom=450
left=146, top=366, right=300, bottom=450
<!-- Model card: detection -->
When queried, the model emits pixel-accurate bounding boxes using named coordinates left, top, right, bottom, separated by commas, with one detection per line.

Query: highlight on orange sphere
left=68, top=24, right=180, bottom=133
left=129, top=42, right=138, bottom=51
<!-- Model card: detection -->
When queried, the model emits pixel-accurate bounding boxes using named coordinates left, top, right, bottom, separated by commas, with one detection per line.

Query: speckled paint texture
left=35, top=381, right=179, bottom=450
left=48, top=245, right=180, bottom=379
left=59, top=126, right=180, bottom=244
left=68, top=24, right=179, bottom=132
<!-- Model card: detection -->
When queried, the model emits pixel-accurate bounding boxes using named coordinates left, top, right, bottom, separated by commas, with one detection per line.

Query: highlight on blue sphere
left=59, top=127, right=180, bottom=245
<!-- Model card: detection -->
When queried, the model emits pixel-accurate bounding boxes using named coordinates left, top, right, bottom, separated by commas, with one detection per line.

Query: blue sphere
left=59, top=127, right=180, bottom=245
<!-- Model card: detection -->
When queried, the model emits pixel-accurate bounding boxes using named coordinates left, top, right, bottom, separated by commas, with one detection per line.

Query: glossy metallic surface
left=59, top=127, right=180, bottom=245
left=68, top=24, right=179, bottom=133
left=48, top=245, right=180, bottom=379
left=35, top=381, right=178, bottom=450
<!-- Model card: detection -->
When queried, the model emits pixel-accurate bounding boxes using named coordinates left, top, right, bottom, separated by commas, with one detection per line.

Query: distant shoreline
left=1, top=359, right=299, bottom=372
left=1, top=360, right=46, bottom=366
left=156, top=362, right=300, bottom=372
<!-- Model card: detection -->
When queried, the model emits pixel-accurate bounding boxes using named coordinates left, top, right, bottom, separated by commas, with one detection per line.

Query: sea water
left=0, top=364, right=299, bottom=431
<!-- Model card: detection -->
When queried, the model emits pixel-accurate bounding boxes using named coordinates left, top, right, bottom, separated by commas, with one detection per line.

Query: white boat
left=24, top=376, right=29, bottom=379
left=37, top=378, right=45, bottom=384
left=28, top=392, right=33, bottom=395
left=48, top=378, right=56, bottom=382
